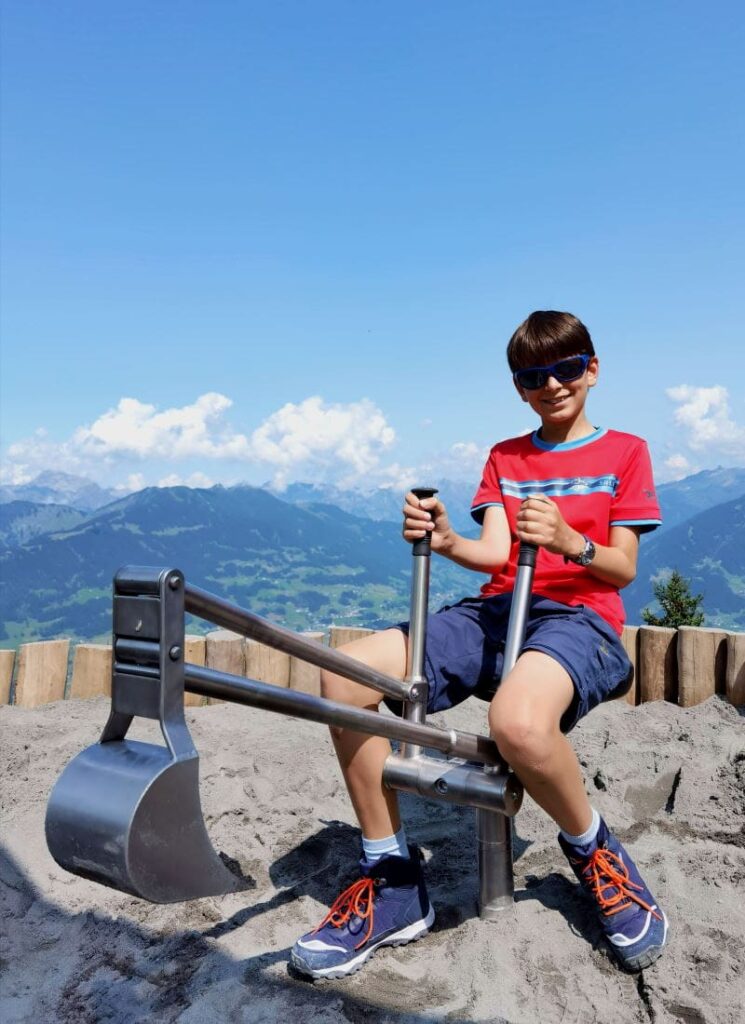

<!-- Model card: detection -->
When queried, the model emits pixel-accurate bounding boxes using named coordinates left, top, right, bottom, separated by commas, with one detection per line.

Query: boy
left=291, top=311, right=668, bottom=979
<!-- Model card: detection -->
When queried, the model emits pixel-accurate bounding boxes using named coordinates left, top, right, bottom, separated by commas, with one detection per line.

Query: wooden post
left=620, top=626, right=639, bottom=705
left=205, top=630, right=245, bottom=704
left=0, top=650, right=15, bottom=705
left=184, top=635, right=207, bottom=706
left=678, top=626, right=728, bottom=708
left=14, top=639, right=70, bottom=707
left=69, top=644, right=112, bottom=699
left=725, top=632, right=745, bottom=707
left=714, top=631, right=729, bottom=696
left=289, top=631, right=326, bottom=696
left=638, top=626, right=677, bottom=704
left=245, top=638, right=290, bottom=688
left=329, top=626, right=375, bottom=649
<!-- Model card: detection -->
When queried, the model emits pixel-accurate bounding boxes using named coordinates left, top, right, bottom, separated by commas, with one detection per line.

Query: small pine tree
left=642, top=569, right=705, bottom=628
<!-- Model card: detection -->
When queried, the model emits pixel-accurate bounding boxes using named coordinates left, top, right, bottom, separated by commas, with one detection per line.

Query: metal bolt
left=434, top=778, right=448, bottom=795
left=169, top=645, right=182, bottom=661
left=168, top=575, right=181, bottom=590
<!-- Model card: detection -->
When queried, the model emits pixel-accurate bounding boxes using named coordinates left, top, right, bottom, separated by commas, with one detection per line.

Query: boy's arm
left=516, top=496, right=640, bottom=588
left=403, top=493, right=510, bottom=573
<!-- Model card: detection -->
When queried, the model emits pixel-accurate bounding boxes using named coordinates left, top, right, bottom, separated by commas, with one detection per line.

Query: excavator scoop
left=45, top=738, right=246, bottom=902
left=45, top=566, right=248, bottom=902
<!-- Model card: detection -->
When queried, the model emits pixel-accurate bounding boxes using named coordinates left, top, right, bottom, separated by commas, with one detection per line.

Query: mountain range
left=269, top=479, right=480, bottom=533
left=622, top=492, right=745, bottom=629
left=1, top=468, right=744, bottom=644
left=0, top=485, right=476, bottom=645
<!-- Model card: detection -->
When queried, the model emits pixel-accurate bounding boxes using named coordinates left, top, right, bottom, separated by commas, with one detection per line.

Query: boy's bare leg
left=321, top=629, right=409, bottom=840
left=488, top=649, right=669, bottom=973
left=487, top=650, right=593, bottom=835
left=292, top=629, right=435, bottom=981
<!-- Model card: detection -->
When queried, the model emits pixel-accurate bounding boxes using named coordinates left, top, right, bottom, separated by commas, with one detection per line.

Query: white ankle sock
left=560, top=808, right=600, bottom=848
left=361, top=827, right=410, bottom=864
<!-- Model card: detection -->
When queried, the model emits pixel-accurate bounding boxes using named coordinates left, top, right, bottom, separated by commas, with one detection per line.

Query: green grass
left=63, top=587, right=110, bottom=607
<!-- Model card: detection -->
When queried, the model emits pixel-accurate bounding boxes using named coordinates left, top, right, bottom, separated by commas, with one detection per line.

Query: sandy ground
left=1, top=693, right=744, bottom=1024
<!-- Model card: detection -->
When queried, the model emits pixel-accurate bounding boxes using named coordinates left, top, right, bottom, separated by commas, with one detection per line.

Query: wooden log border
left=2, top=624, right=745, bottom=709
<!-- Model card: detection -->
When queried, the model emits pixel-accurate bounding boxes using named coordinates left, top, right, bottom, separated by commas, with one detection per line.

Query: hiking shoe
left=291, top=846, right=435, bottom=980
left=558, top=818, right=668, bottom=971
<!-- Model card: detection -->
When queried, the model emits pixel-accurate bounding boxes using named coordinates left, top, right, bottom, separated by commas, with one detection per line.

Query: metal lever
left=502, top=542, right=538, bottom=675
left=402, top=486, right=438, bottom=757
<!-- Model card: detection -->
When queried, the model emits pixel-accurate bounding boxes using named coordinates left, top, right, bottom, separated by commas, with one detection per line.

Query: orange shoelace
left=313, top=877, right=376, bottom=949
left=574, top=847, right=662, bottom=920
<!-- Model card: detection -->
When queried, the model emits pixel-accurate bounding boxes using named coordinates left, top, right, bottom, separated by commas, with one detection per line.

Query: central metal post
left=401, top=487, right=437, bottom=758
left=477, top=541, right=537, bottom=918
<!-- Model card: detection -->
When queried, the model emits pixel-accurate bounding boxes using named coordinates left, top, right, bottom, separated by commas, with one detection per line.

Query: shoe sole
left=291, top=904, right=436, bottom=980
left=612, top=911, right=669, bottom=972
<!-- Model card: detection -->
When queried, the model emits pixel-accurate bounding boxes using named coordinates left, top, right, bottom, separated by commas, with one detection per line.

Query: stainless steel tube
left=477, top=798, right=515, bottom=918
left=402, top=486, right=437, bottom=759
left=384, top=753, right=522, bottom=816
left=402, top=550, right=431, bottom=757
left=406, top=555, right=430, bottom=700
left=502, top=560, right=534, bottom=670
left=184, top=584, right=417, bottom=703
left=183, top=663, right=505, bottom=766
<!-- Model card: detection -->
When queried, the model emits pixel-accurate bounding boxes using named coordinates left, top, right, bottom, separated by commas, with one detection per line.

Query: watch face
left=579, top=539, right=596, bottom=566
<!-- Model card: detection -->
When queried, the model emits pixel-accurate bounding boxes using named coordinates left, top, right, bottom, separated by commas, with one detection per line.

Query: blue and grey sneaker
left=558, top=818, right=668, bottom=971
left=291, top=846, right=435, bottom=980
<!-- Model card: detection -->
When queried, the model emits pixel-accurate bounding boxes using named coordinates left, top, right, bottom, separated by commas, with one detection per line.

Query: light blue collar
left=531, top=427, right=606, bottom=451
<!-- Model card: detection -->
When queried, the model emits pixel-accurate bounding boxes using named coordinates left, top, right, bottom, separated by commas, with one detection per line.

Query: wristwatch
left=564, top=535, right=596, bottom=567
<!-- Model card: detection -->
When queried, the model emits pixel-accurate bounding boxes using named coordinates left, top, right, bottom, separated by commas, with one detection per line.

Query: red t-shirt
left=470, top=427, right=661, bottom=634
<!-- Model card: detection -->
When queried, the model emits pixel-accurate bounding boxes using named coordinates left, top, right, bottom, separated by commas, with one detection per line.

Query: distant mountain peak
left=31, top=470, right=96, bottom=488
left=0, top=472, right=119, bottom=512
left=657, top=466, right=745, bottom=529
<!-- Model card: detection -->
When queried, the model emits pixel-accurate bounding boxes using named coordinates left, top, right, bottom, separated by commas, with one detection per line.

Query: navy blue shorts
left=389, top=595, right=632, bottom=733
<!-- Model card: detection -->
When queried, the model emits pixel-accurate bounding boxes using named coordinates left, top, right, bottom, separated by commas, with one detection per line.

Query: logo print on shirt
left=499, top=475, right=620, bottom=499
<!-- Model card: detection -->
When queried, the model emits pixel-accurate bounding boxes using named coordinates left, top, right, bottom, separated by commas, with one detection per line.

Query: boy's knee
left=489, top=701, right=556, bottom=771
left=320, top=635, right=390, bottom=707
left=320, top=665, right=366, bottom=705
left=321, top=630, right=406, bottom=707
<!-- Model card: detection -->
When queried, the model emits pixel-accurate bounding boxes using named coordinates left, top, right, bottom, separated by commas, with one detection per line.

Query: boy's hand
left=402, top=491, right=453, bottom=553
left=516, top=495, right=584, bottom=558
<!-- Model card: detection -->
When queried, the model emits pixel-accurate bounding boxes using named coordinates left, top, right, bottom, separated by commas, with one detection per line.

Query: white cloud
left=666, top=384, right=745, bottom=455
left=371, top=462, right=421, bottom=492
left=74, top=393, right=251, bottom=460
left=450, top=441, right=486, bottom=464
left=157, top=471, right=215, bottom=488
left=1, top=393, right=400, bottom=490
left=2, top=395, right=250, bottom=484
left=417, top=440, right=490, bottom=483
left=661, top=453, right=693, bottom=482
left=3, top=429, right=89, bottom=484
left=114, top=473, right=148, bottom=493
left=249, top=396, right=396, bottom=486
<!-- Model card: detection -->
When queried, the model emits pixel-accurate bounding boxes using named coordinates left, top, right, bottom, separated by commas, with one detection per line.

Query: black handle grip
left=410, top=487, right=439, bottom=556
left=518, top=541, right=538, bottom=568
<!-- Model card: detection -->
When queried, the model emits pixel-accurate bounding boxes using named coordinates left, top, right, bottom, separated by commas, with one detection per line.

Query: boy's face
left=513, top=354, right=599, bottom=427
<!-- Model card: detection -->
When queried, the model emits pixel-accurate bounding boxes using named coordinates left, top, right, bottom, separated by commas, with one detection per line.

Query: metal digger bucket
left=45, top=568, right=247, bottom=902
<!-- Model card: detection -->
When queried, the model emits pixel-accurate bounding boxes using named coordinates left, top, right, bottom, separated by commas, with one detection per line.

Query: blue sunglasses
left=513, top=354, right=590, bottom=391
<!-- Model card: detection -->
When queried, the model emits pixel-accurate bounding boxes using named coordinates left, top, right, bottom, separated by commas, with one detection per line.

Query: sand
left=1, top=694, right=744, bottom=1024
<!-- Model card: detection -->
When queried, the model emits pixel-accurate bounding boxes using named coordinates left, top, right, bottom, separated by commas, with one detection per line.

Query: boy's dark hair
left=507, top=311, right=595, bottom=371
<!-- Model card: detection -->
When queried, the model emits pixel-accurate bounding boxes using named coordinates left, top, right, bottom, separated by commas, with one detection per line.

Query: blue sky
left=2, top=0, right=744, bottom=494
